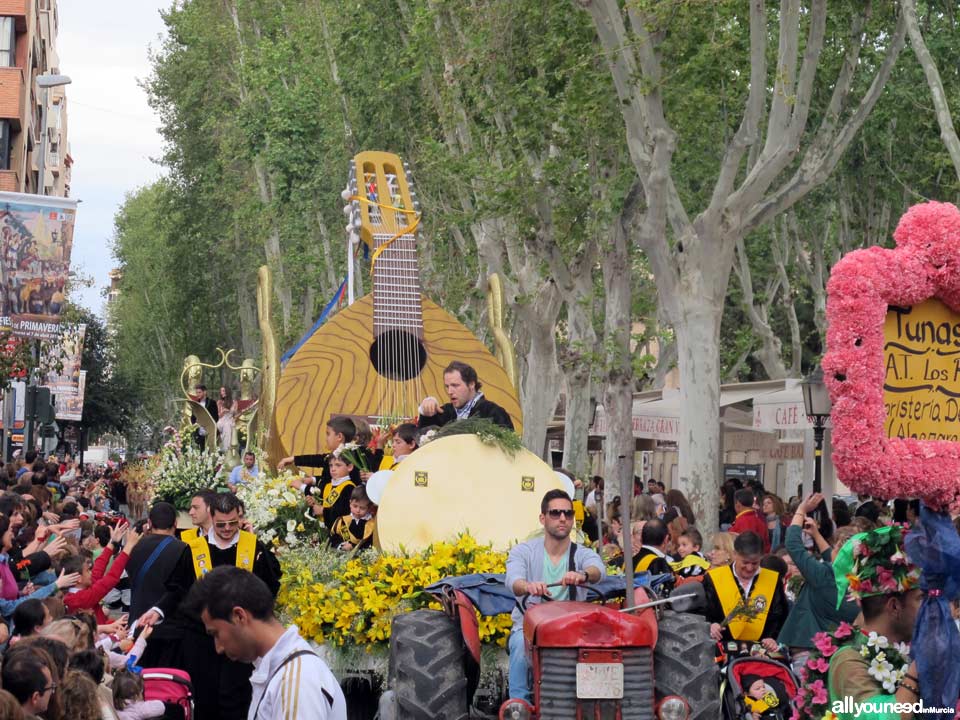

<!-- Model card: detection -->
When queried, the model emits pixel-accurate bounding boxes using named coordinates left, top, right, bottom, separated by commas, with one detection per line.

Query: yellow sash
left=180, top=527, right=199, bottom=542
left=669, top=554, right=712, bottom=574
left=322, top=480, right=355, bottom=509
left=709, top=566, right=778, bottom=641
left=379, top=454, right=395, bottom=471
left=636, top=552, right=659, bottom=572
left=332, top=515, right=375, bottom=545
left=188, top=530, right=257, bottom=578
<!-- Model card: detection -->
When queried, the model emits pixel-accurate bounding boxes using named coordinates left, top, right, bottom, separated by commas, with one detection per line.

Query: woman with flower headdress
left=797, top=525, right=923, bottom=720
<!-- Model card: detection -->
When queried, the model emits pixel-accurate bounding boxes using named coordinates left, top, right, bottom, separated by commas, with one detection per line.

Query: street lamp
left=35, top=74, right=71, bottom=197
left=800, top=364, right=832, bottom=494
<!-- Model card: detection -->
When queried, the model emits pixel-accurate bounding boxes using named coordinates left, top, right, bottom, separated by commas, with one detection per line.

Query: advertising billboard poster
left=42, top=323, right=85, bottom=395
left=55, top=370, right=85, bottom=422
left=0, top=192, right=78, bottom=339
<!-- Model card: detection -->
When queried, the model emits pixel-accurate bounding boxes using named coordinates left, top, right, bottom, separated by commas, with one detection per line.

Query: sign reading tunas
left=883, top=298, right=960, bottom=440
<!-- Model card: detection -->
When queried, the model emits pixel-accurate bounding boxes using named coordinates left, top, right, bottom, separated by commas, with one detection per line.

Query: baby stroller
left=142, top=668, right=194, bottom=720
left=721, top=655, right=799, bottom=720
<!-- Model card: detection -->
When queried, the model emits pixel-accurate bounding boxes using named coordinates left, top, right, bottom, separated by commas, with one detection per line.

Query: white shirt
left=248, top=625, right=347, bottom=720
left=730, top=562, right=760, bottom=596
left=207, top=526, right=240, bottom=551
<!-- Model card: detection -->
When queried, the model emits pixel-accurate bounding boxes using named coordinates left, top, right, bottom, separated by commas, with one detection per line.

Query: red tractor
left=379, top=574, right=719, bottom=720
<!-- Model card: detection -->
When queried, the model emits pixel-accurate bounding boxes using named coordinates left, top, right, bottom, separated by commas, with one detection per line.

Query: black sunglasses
left=546, top=509, right=575, bottom=519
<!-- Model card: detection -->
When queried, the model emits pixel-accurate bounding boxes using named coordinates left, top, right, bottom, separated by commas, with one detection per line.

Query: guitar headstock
left=343, top=151, right=420, bottom=248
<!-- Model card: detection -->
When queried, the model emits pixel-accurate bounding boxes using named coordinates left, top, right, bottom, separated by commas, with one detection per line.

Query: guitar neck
left=373, top=231, right=424, bottom=338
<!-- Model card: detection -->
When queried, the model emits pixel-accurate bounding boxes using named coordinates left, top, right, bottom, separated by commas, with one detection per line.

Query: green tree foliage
left=110, top=0, right=960, bottom=456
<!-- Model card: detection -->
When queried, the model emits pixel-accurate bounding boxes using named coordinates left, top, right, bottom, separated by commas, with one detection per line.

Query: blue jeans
left=508, top=628, right=532, bottom=703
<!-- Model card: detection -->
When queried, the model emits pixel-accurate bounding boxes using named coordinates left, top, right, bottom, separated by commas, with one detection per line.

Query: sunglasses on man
left=546, top=508, right=575, bottom=519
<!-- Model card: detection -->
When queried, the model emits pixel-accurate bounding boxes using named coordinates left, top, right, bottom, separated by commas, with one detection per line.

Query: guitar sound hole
left=370, top=329, right=427, bottom=381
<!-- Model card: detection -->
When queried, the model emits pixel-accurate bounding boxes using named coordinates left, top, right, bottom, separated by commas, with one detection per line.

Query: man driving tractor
left=504, top=489, right=606, bottom=703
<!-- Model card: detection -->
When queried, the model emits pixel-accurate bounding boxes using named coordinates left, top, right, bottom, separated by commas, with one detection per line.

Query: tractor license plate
left=575, top=662, right=624, bottom=699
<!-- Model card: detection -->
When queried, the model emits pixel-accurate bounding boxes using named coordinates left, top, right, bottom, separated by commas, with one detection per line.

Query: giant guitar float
left=274, top=151, right=522, bottom=459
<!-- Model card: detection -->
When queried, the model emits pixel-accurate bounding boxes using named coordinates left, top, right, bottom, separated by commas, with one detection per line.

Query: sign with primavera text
left=884, top=298, right=960, bottom=440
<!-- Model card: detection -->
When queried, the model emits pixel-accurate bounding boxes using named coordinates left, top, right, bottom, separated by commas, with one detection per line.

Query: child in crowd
left=669, top=528, right=710, bottom=578
left=385, top=423, right=418, bottom=469
left=306, top=455, right=355, bottom=530
left=742, top=675, right=790, bottom=720
left=330, top=485, right=377, bottom=552
left=112, top=668, right=166, bottom=720
left=279, top=416, right=361, bottom=486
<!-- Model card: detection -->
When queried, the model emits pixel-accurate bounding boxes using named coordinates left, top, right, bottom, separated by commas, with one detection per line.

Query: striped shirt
left=248, top=625, right=347, bottom=720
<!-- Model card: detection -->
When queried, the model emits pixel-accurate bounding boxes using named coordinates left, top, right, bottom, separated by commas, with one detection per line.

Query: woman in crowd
left=778, top=492, right=861, bottom=675
left=762, top=493, right=787, bottom=550
left=708, top=531, right=736, bottom=568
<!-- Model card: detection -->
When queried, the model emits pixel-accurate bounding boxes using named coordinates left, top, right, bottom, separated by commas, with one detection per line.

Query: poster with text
left=43, top=323, right=85, bottom=395
left=56, top=370, right=85, bottom=422
left=0, top=192, right=77, bottom=339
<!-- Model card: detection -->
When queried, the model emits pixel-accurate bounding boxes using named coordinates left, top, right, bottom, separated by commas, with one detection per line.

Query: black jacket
left=125, top=533, right=194, bottom=637
left=418, top=397, right=514, bottom=431
left=702, top=565, right=789, bottom=643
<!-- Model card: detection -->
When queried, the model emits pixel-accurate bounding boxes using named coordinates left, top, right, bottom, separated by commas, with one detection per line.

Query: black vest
left=125, top=533, right=188, bottom=622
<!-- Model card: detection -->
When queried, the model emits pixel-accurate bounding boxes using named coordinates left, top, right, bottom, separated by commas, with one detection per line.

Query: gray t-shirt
left=504, top=537, right=605, bottom=630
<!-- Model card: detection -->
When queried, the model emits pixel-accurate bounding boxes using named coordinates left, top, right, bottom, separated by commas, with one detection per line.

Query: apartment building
left=0, top=0, right=70, bottom=197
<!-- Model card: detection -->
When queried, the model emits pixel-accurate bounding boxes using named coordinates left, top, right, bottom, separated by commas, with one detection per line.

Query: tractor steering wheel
left=518, top=582, right=606, bottom=613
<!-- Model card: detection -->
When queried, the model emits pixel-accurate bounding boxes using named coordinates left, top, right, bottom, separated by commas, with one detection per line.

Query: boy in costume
left=826, top=525, right=923, bottom=720
left=278, top=416, right=361, bottom=486
left=742, top=675, right=789, bottom=720
left=330, top=485, right=376, bottom=551
left=670, top=528, right=711, bottom=578
left=306, top=455, right=355, bottom=531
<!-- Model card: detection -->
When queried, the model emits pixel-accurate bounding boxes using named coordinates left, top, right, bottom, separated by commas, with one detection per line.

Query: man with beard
left=504, top=489, right=605, bottom=703
left=417, top=361, right=514, bottom=430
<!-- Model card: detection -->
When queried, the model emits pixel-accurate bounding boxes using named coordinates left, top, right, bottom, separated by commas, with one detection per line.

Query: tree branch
left=706, top=0, right=767, bottom=216
left=743, top=10, right=906, bottom=233
left=902, top=0, right=960, bottom=182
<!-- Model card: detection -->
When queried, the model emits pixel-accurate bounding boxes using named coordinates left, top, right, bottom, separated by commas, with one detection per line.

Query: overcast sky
left=56, top=1, right=169, bottom=316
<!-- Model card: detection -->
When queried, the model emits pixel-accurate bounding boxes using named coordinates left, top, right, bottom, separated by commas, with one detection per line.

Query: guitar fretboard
left=372, top=232, right=424, bottom=337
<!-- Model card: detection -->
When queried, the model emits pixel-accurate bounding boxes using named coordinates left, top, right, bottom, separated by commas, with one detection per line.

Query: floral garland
left=276, top=533, right=512, bottom=654
left=150, top=428, right=226, bottom=510
left=794, top=622, right=911, bottom=720
left=236, top=468, right=321, bottom=550
left=823, top=201, right=960, bottom=512
left=425, top=417, right=523, bottom=457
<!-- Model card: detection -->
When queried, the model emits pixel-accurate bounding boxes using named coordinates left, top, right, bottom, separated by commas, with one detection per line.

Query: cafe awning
left=591, top=381, right=788, bottom=441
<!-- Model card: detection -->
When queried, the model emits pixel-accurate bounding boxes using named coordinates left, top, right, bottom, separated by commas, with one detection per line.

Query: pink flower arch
left=824, top=201, right=960, bottom=511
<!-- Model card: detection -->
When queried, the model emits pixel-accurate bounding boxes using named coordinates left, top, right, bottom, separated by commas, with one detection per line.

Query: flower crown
left=833, top=525, right=920, bottom=607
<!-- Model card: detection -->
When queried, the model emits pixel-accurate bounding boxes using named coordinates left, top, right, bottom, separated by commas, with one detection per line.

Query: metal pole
left=619, top=454, right=635, bottom=610
left=37, top=85, right=49, bottom=195
left=813, top=420, right=824, bottom=494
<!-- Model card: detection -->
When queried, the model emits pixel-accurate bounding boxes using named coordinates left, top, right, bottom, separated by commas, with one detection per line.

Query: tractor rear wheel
left=388, top=609, right=469, bottom=720
left=653, top=610, right=720, bottom=720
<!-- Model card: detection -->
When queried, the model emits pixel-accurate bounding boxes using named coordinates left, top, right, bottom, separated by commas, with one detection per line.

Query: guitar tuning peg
left=353, top=217, right=362, bottom=230
left=345, top=223, right=353, bottom=234
left=342, top=204, right=352, bottom=216
left=341, top=188, right=351, bottom=201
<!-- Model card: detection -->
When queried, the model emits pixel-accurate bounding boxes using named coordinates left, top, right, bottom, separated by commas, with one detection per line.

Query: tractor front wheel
left=654, top=610, right=721, bottom=720
left=388, top=609, right=469, bottom=720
